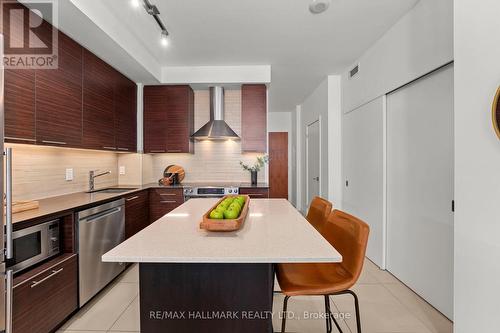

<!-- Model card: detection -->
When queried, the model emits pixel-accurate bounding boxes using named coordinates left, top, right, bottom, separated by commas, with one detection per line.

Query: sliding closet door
left=387, top=65, right=454, bottom=319
left=343, top=97, right=384, bottom=268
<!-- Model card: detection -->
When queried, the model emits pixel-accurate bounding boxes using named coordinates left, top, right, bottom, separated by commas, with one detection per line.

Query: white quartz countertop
left=102, top=198, right=342, bottom=264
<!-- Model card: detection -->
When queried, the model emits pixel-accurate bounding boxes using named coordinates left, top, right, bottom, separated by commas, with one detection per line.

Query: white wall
left=297, top=76, right=342, bottom=212
left=268, top=112, right=293, bottom=202
left=454, top=0, right=500, bottom=331
left=342, top=0, right=453, bottom=112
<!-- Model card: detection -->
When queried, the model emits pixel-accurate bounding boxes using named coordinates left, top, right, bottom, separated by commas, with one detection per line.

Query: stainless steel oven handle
left=6, top=148, right=13, bottom=259
left=80, top=207, right=122, bottom=223
left=30, top=268, right=63, bottom=288
left=6, top=269, right=13, bottom=333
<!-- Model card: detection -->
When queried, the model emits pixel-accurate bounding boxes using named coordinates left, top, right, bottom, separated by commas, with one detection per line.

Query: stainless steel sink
left=88, top=187, right=138, bottom=194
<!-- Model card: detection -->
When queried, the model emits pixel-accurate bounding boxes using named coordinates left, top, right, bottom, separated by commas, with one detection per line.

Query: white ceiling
left=63, top=0, right=419, bottom=112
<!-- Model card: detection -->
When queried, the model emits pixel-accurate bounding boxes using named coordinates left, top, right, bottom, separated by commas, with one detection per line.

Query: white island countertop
left=102, top=198, right=342, bottom=264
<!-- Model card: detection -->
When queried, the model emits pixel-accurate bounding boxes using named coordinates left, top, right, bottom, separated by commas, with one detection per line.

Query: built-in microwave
left=8, top=219, right=61, bottom=273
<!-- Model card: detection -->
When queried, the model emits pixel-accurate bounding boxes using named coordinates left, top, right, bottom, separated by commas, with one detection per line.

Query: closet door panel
left=387, top=65, right=454, bottom=319
left=342, top=97, right=384, bottom=268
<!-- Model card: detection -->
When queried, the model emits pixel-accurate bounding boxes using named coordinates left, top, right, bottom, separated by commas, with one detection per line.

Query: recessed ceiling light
left=309, top=0, right=331, bottom=14
left=130, top=0, right=141, bottom=9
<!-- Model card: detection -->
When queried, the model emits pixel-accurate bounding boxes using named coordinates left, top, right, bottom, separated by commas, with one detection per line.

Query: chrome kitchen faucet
left=89, top=170, right=111, bottom=192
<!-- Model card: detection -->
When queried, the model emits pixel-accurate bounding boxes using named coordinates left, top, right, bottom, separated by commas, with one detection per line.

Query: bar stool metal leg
left=281, top=296, right=290, bottom=333
left=325, top=295, right=344, bottom=333
left=324, top=295, right=332, bottom=333
left=332, top=290, right=362, bottom=333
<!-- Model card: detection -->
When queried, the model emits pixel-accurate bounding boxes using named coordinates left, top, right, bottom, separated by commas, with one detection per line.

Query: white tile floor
left=58, top=259, right=453, bottom=333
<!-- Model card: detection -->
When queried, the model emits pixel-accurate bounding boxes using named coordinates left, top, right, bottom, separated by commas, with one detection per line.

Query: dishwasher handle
left=79, top=207, right=122, bottom=223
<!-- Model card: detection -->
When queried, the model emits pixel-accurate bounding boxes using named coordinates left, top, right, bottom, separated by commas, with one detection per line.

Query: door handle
left=313, top=177, right=319, bottom=181
left=6, top=269, right=13, bottom=333
left=5, top=148, right=13, bottom=259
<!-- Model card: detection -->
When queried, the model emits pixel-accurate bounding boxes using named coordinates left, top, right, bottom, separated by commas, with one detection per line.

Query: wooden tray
left=199, top=195, right=250, bottom=232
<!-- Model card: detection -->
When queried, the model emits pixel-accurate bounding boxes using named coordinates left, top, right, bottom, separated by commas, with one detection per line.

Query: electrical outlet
left=119, top=166, right=126, bottom=175
left=65, top=168, right=74, bottom=181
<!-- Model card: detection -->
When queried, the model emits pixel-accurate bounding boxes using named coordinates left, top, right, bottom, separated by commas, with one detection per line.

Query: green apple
left=229, top=202, right=241, bottom=212
left=235, top=197, right=245, bottom=206
left=210, top=209, right=224, bottom=219
left=216, top=204, right=227, bottom=211
left=223, top=208, right=239, bottom=219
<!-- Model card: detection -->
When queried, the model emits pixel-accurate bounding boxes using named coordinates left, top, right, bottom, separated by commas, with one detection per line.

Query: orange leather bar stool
left=306, top=196, right=333, bottom=231
left=277, top=210, right=370, bottom=333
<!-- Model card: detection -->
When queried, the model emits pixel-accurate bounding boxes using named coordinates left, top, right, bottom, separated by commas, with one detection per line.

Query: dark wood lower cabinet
left=139, top=263, right=274, bottom=333
left=13, top=254, right=78, bottom=333
left=125, top=190, right=150, bottom=239
left=239, top=188, right=270, bottom=199
left=149, top=188, right=184, bottom=223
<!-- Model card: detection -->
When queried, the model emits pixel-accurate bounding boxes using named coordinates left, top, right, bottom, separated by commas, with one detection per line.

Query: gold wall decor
left=493, top=87, right=500, bottom=139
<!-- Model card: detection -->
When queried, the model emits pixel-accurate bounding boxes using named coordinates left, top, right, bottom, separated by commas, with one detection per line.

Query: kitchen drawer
left=13, top=254, right=78, bottom=333
left=149, top=188, right=184, bottom=223
left=150, top=188, right=184, bottom=199
left=125, top=190, right=149, bottom=239
left=239, top=188, right=270, bottom=199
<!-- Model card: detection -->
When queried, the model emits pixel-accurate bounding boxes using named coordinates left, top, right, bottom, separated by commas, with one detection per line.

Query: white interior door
left=343, top=97, right=384, bottom=268
left=387, top=65, right=454, bottom=319
left=306, top=120, right=320, bottom=207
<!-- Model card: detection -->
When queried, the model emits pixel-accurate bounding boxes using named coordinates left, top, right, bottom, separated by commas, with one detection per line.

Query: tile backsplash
left=150, top=89, right=267, bottom=184
left=7, top=143, right=118, bottom=201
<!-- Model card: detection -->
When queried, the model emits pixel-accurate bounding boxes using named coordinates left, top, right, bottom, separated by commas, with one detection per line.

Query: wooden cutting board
left=4, top=200, right=40, bottom=214
left=164, top=165, right=185, bottom=182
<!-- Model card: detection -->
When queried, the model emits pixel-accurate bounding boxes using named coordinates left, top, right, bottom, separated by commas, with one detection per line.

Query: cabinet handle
left=42, top=140, right=67, bottom=145
left=159, top=193, right=177, bottom=196
left=30, top=268, right=64, bottom=288
left=126, top=196, right=140, bottom=201
left=5, top=136, right=36, bottom=142
left=167, top=149, right=182, bottom=153
left=103, top=146, right=117, bottom=150
left=149, top=150, right=166, bottom=153
left=160, top=200, right=177, bottom=204
left=250, top=194, right=266, bottom=197
left=118, top=147, right=129, bottom=151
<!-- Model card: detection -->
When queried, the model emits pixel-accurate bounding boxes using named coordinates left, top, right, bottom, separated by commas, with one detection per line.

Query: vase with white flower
left=239, top=155, right=269, bottom=185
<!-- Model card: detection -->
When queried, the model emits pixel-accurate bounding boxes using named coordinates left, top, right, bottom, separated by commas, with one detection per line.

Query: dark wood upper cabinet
left=166, top=86, right=194, bottom=153
left=3, top=2, right=38, bottom=144
left=4, top=69, right=36, bottom=143
left=144, top=86, right=169, bottom=153
left=115, top=72, right=137, bottom=152
left=82, top=49, right=116, bottom=150
left=36, top=31, right=83, bottom=148
left=241, top=84, right=267, bottom=152
left=2, top=3, right=137, bottom=152
left=143, top=85, right=194, bottom=154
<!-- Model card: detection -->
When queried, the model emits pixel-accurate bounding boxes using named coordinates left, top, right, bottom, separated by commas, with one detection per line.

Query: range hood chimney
left=191, top=86, right=240, bottom=140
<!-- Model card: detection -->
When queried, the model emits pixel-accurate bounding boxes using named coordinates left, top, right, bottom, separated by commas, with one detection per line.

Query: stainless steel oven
left=9, top=220, right=61, bottom=273
left=183, top=186, right=239, bottom=201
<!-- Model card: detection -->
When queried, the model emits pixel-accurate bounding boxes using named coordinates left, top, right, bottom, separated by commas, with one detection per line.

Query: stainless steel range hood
left=191, top=86, right=240, bottom=140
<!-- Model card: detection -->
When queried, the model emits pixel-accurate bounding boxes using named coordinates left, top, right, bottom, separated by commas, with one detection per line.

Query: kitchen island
left=103, top=198, right=342, bottom=333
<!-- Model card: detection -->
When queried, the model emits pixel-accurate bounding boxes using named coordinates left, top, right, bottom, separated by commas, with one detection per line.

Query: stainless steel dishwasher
left=77, top=199, right=125, bottom=306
